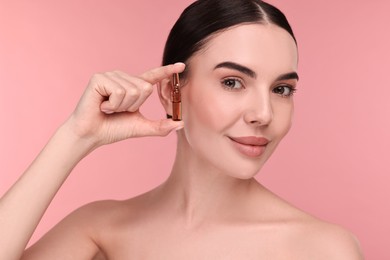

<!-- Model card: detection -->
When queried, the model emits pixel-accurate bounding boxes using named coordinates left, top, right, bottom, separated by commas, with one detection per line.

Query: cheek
left=272, top=100, right=294, bottom=138
left=183, top=85, right=234, bottom=132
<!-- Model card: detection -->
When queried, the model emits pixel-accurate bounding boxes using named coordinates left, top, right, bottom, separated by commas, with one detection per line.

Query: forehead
left=193, top=23, right=298, bottom=76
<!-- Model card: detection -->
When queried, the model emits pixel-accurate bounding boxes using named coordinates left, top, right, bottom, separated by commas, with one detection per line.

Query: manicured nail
left=101, top=109, right=114, bottom=114
left=174, top=62, right=186, bottom=67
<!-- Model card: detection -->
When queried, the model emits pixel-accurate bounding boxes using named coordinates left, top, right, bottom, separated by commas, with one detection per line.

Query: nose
left=243, top=90, right=273, bottom=126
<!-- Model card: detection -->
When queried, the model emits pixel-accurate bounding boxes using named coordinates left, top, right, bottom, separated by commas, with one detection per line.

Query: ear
left=157, top=78, right=172, bottom=117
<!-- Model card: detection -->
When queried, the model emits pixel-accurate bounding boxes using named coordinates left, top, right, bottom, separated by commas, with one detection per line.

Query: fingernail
left=101, top=109, right=114, bottom=114
left=174, top=62, right=186, bottom=67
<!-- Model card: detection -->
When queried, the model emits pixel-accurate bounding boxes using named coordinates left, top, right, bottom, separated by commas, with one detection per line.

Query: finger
left=110, top=71, right=154, bottom=112
left=105, top=71, right=143, bottom=112
left=94, top=74, right=127, bottom=113
left=139, top=62, right=186, bottom=85
left=136, top=118, right=184, bottom=137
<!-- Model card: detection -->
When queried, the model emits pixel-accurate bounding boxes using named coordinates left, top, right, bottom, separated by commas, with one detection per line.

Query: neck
left=157, top=137, right=262, bottom=228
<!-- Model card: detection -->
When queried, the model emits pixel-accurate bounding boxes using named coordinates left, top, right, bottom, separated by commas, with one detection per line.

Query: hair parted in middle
left=162, top=0, right=296, bottom=80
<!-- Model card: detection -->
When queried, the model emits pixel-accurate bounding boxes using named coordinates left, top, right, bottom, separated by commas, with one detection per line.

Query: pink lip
left=228, top=136, right=269, bottom=158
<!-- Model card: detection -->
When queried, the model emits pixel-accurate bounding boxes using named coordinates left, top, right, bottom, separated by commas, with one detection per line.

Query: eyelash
left=272, top=85, right=297, bottom=98
left=221, top=77, right=297, bottom=97
left=221, top=77, right=245, bottom=91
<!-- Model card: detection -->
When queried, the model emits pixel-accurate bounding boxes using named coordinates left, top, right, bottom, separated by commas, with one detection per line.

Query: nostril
left=250, top=119, right=267, bottom=125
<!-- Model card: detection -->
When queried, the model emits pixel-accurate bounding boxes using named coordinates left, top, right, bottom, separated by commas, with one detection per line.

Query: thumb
left=142, top=118, right=184, bottom=137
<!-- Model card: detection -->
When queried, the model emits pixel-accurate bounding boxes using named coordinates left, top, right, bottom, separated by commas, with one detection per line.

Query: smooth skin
left=0, top=63, right=185, bottom=260
left=0, top=24, right=363, bottom=259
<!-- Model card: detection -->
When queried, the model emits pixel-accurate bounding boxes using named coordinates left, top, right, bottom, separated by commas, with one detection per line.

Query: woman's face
left=179, top=23, right=298, bottom=179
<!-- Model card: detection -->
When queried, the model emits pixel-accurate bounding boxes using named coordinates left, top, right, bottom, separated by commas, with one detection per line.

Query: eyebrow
left=214, top=61, right=299, bottom=81
left=276, top=72, right=299, bottom=81
left=214, top=61, right=257, bottom=78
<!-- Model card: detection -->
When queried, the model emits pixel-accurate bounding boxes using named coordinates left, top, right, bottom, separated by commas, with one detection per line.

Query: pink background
left=1, top=0, right=389, bottom=258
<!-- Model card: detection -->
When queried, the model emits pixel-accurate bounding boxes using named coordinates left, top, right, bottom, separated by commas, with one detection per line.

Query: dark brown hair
left=162, top=0, right=296, bottom=79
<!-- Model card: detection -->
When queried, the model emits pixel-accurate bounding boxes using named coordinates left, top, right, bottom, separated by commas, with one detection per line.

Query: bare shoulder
left=292, top=216, right=364, bottom=260
left=22, top=200, right=126, bottom=259
left=77, top=192, right=155, bottom=235
left=23, top=198, right=141, bottom=259
left=77, top=189, right=153, bottom=218
left=255, top=187, right=364, bottom=259
left=72, top=197, right=143, bottom=232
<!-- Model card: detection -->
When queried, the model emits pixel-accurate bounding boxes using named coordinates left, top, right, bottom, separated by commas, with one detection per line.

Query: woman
left=0, top=0, right=363, bottom=259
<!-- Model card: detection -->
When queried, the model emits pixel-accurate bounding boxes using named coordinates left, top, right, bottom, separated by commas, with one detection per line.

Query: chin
left=223, top=162, right=266, bottom=180
left=231, top=172, right=259, bottom=180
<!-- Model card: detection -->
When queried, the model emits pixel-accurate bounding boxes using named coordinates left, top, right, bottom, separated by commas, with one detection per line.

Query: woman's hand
left=69, top=63, right=185, bottom=147
left=0, top=63, right=186, bottom=260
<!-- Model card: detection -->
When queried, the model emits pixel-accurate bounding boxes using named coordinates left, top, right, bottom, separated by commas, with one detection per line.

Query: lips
left=228, top=136, right=269, bottom=158
left=229, top=136, right=269, bottom=146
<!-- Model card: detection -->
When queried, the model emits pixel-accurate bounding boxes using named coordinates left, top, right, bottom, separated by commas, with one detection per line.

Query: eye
left=221, top=78, right=244, bottom=91
left=272, top=85, right=296, bottom=97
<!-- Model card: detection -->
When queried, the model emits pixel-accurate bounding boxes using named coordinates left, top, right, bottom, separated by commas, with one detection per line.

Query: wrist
left=58, top=116, right=101, bottom=156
